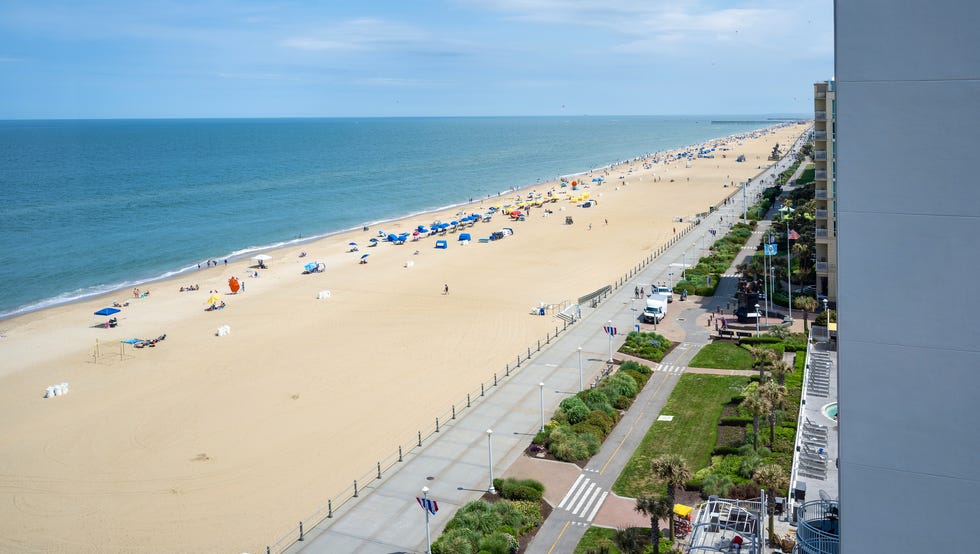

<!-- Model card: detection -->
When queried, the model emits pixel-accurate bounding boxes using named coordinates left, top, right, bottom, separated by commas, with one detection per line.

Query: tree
left=749, top=346, right=778, bottom=383
left=759, top=380, right=788, bottom=448
left=635, top=495, right=673, bottom=554
left=794, top=296, right=818, bottom=335
left=753, top=464, right=789, bottom=544
left=651, top=454, right=692, bottom=541
left=770, top=360, right=793, bottom=386
left=741, top=389, right=770, bottom=451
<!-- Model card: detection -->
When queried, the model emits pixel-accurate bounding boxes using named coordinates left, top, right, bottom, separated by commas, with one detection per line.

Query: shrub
left=578, top=389, right=615, bottom=414
left=711, top=446, right=742, bottom=456
left=738, top=336, right=783, bottom=345
left=619, top=331, right=671, bottom=362
left=512, top=500, right=543, bottom=531
left=478, top=532, right=518, bottom=554
left=619, top=360, right=652, bottom=375
left=729, top=481, right=761, bottom=499
left=491, top=500, right=524, bottom=531
left=532, top=430, right=549, bottom=445
left=495, top=478, right=544, bottom=502
left=814, top=309, right=837, bottom=326
left=613, top=395, right=631, bottom=410
left=585, top=410, right=616, bottom=435
left=622, top=369, right=649, bottom=389
left=571, top=422, right=606, bottom=441
left=559, top=396, right=590, bottom=424
left=605, top=372, right=639, bottom=398
left=432, top=527, right=480, bottom=554
left=452, top=501, right=502, bottom=535
left=549, top=429, right=601, bottom=462
left=702, top=473, right=735, bottom=497
left=719, top=416, right=754, bottom=426
left=613, top=526, right=651, bottom=554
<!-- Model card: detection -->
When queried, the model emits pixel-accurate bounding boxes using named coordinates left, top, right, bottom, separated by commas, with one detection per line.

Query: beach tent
left=458, top=233, right=471, bottom=242
left=94, top=307, right=121, bottom=317
left=228, top=277, right=241, bottom=293
left=435, top=240, right=448, bottom=249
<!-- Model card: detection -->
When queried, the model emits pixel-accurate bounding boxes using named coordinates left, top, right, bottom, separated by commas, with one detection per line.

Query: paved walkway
left=284, top=143, right=806, bottom=554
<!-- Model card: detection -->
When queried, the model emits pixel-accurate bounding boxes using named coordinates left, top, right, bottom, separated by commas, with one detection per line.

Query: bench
left=736, top=331, right=754, bottom=338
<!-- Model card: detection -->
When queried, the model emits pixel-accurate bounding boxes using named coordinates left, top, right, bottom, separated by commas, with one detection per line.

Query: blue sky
left=0, top=0, right=833, bottom=119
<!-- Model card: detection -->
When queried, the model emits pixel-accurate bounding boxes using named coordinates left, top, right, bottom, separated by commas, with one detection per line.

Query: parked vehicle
left=641, top=294, right=669, bottom=324
left=653, top=285, right=673, bottom=302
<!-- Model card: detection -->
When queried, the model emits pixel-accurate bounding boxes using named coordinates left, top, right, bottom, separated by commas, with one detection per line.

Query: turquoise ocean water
left=0, top=116, right=789, bottom=319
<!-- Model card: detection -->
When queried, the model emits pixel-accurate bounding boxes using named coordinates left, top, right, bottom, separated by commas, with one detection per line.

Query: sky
left=0, top=0, right=834, bottom=119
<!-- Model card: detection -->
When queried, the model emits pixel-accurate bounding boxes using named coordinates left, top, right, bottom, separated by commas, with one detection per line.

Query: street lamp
left=822, top=298, right=829, bottom=341
left=755, top=303, right=761, bottom=336
left=539, top=383, right=545, bottom=433
left=486, top=429, right=495, bottom=494
left=577, top=347, right=584, bottom=391
left=422, top=486, right=432, bottom=554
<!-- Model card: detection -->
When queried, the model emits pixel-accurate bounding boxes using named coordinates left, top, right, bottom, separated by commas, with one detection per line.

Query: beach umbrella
left=251, top=254, right=272, bottom=262
left=348, top=241, right=358, bottom=246
left=94, top=307, right=120, bottom=317
left=369, top=237, right=379, bottom=242
left=228, top=277, right=240, bottom=293
left=206, top=293, right=221, bottom=306
left=361, top=254, right=370, bottom=259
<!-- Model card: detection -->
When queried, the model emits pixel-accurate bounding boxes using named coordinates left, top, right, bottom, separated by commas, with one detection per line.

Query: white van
left=641, top=295, right=669, bottom=323
left=654, top=286, right=673, bottom=302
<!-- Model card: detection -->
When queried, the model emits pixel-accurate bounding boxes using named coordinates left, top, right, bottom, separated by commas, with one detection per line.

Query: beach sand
left=0, top=124, right=807, bottom=553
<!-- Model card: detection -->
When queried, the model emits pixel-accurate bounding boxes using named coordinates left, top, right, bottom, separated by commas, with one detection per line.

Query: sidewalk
left=284, top=145, right=805, bottom=554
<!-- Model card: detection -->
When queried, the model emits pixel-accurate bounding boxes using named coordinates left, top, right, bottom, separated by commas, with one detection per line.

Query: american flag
left=788, top=229, right=801, bottom=240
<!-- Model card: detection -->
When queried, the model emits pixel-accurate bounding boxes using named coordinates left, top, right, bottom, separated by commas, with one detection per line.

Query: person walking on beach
left=444, top=284, right=449, bottom=295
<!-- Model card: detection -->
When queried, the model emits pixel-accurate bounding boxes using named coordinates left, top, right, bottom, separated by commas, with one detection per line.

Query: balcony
left=815, top=189, right=827, bottom=199
left=815, top=110, right=827, bottom=120
left=796, top=499, right=840, bottom=554
left=815, top=170, right=828, bottom=181
left=815, top=209, right=828, bottom=219
left=814, top=150, right=827, bottom=161
left=815, top=91, right=826, bottom=99
left=814, top=131, right=827, bottom=141
left=816, top=229, right=829, bottom=238
left=816, top=261, right=829, bottom=273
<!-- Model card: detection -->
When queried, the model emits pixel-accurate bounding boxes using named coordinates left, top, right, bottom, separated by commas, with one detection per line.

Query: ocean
left=0, top=116, right=792, bottom=319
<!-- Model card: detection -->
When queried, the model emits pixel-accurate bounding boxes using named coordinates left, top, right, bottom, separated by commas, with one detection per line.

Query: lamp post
left=422, top=486, right=432, bottom=554
left=486, top=429, right=495, bottom=494
left=539, top=383, right=545, bottom=433
left=755, top=303, right=761, bottom=336
left=823, top=298, right=829, bottom=341
left=577, top=347, right=583, bottom=391
left=606, top=320, right=614, bottom=363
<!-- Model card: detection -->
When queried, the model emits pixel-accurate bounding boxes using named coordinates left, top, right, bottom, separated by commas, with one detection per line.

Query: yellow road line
left=599, top=372, right=672, bottom=475
left=547, top=521, right=571, bottom=554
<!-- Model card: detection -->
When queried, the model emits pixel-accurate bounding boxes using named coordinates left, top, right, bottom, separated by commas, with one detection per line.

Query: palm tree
left=759, top=380, right=788, bottom=448
left=741, top=389, right=770, bottom=450
left=794, top=296, right=818, bottom=335
left=749, top=346, right=778, bottom=383
left=635, top=495, right=673, bottom=554
left=769, top=360, right=792, bottom=386
left=753, top=464, right=789, bottom=544
left=651, top=454, right=692, bottom=541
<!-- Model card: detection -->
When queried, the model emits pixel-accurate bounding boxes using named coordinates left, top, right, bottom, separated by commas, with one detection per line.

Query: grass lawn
left=612, top=374, right=749, bottom=498
left=573, top=527, right=623, bottom=554
left=688, top=341, right=754, bottom=370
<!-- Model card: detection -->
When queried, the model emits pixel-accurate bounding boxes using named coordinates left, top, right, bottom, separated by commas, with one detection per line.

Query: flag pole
left=422, top=486, right=432, bottom=554
left=786, top=219, right=793, bottom=321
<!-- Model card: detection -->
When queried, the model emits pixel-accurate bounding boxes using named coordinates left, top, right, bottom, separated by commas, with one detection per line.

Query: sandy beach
left=0, top=123, right=806, bottom=552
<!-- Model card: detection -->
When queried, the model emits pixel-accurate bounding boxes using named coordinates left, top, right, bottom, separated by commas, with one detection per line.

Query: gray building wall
left=835, top=1, right=980, bottom=552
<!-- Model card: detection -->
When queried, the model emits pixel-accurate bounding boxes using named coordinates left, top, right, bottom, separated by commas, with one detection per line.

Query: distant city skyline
left=0, top=1, right=833, bottom=119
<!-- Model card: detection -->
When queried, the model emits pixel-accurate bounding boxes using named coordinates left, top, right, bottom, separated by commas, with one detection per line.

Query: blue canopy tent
left=458, top=233, right=471, bottom=241
left=435, top=240, right=448, bottom=249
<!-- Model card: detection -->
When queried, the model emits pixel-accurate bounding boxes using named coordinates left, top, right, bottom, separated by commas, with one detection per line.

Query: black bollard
left=399, top=446, right=403, bottom=462
left=481, top=383, right=485, bottom=396
left=354, top=480, right=358, bottom=498
left=494, top=373, right=497, bottom=386
left=436, top=417, right=440, bottom=432
left=299, top=522, right=304, bottom=541
left=418, top=431, right=422, bottom=447
left=468, top=393, right=471, bottom=407
left=377, top=462, right=382, bottom=479
left=328, top=499, right=333, bottom=518
left=452, top=405, right=456, bottom=419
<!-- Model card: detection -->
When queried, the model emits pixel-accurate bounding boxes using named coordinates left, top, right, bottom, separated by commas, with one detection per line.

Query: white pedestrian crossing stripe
left=556, top=475, right=608, bottom=521
left=656, top=364, right=686, bottom=374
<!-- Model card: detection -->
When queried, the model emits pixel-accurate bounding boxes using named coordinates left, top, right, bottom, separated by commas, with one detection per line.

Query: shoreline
left=0, top=122, right=809, bottom=553
left=1, top=124, right=781, bottom=322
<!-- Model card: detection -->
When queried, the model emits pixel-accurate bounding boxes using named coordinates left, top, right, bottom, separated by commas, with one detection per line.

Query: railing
left=795, top=499, right=840, bottom=554
left=814, top=131, right=827, bottom=141
left=815, top=170, right=827, bottom=180
left=814, top=150, right=827, bottom=161
left=814, top=91, right=826, bottom=99
left=815, top=111, right=827, bottom=120
left=815, top=229, right=829, bottom=239
left=816, top=261, right=829, bottom=272
left=262, top=218, right=708, bottom=554
left=815, top=209, right=828, bottom=219
left=815, top=189, right=827, bottom=199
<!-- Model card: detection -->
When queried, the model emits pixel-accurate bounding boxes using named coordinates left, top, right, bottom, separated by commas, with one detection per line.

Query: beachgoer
left=444, top=284, right=449, bottom=295
left=634, top=286, right=639, bottom=298
left=588, top=223, right=592, bottom=231
left=224, top=259, right=227, bottom=265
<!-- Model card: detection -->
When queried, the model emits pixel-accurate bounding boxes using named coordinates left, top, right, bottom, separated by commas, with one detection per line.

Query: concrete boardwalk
left=286, top=146, right=805, bottom=554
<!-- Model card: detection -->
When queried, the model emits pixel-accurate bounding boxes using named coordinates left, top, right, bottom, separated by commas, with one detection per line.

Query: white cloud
left=282, top=18, right=430, bottom=52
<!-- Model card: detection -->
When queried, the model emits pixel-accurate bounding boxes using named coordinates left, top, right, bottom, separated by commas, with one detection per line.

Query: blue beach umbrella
left=361, top=254, right=370, bottom=259
left=94, top=307, right=121, bottom=317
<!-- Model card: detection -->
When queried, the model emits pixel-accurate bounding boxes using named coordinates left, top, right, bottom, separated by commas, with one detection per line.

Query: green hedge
left=674, top=223, right=755, bottom=296
left=619, top=331, right=671, bottom=362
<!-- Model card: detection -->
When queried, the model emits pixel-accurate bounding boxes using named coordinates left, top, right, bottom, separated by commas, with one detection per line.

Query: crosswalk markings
left=656, top=364, right=686, bottom=374
left=556, top=475, right=607, bottom=522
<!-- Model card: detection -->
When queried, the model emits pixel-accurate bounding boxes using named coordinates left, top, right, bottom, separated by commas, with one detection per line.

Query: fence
left=262, top=158, right=789, bottom=552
